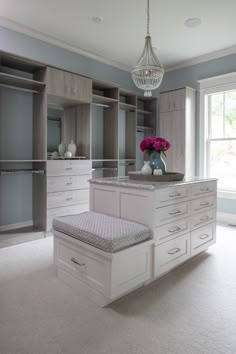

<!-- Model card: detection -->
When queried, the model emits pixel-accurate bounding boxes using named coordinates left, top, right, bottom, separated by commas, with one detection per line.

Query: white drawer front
left=47, top=203, right=89, bottom=231
left=191, top=208, right=216, bottom=231
left=154, top=233, right=190, bottom=277
left=191, top=223, right=216, bottom=256
left=155, top=202, right=190, bottom=227
left=47, top=160, right=92, bottom=176
left=191, top=195, right=216, bottom=214
left=47, top=189, right=89, bottom=209
left=155, top=185, right=190, bottom=207
left=191, top=181, right=217, bottom=198
left=47, top=175, right=91, bottom=193
left=154, top=217, right=190, bottom=245
left=56, top=240, right=109, bottom=295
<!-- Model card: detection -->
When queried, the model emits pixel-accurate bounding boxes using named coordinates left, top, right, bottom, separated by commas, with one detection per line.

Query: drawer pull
left=66, top=197, right=73, bottom=201
left=200, top=187, right=210, bottom=192
left=199, top=234, right=210, bottom=240
left=168, top=247, right=181, bottom=255
left=168, top=226, right=181, bottom=233
left=71, top=257, right=85, bottom=266
left=200, top=215, right=209, bottom=221
left=169, top=192, right=181, bottom=198
left=200, top=201, right=210, bottom=207
left=169, top=209, right=182, bottom=215
left=66, top=182, right=72, bottom=185
left=66, top=167, right=72, bottom=170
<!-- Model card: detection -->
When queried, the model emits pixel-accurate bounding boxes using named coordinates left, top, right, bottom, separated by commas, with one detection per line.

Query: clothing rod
left=92, top=102, right=110, bottom=108
left=0, top=169, right=45, bottom=176
left=0, top=83, right=40, bottom=94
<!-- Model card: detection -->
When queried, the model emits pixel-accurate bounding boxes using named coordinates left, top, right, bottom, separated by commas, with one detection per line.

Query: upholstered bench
left=53, top=212, right=154, bottom=306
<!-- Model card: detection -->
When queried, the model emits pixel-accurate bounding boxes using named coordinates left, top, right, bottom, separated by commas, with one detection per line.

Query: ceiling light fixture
left=91, top=16, right=103, bottom=24
left=131, top=0, right=164, bottom=97
left=184, top=18, right=202, bottom=28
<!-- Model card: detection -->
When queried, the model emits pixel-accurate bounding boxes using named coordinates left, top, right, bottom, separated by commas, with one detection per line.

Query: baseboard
left=217, top=212, right=236, bottom=226
left=0, top=220, right=33, bottom=232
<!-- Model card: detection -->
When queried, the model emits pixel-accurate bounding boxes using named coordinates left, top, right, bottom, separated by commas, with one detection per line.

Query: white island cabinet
left=90, top=177, right=217, bottom=279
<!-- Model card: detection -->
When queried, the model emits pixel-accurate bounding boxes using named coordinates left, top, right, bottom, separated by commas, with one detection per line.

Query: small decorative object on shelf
left=64, top=151, right=72, bottom=158
left=141, top=161, right=152, bottom=175
left=67, top=140, right=77, bottom=157
left=140, top=136, right=171, bottom=174
left=58, top=141, right=66, bottom=156
left=52, top=151, right=58, bottom=158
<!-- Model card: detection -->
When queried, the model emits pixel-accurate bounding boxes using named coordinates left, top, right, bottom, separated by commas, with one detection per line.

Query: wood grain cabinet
left=46, top=67, right=92, bottom=103
left=159, top=87, right=196, bottom=176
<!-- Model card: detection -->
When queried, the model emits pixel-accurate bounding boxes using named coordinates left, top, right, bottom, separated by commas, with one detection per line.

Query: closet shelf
left=0, top=72, right=45, bottom=92
left=92, top=94, right=118, bottom=105
left=0, top=169, right=45, bottom=176
left=119, top=102, right=136, bottom=111
left=137, top=109, right=152, bottom=115
left=136, top=126, right=154, bottom=132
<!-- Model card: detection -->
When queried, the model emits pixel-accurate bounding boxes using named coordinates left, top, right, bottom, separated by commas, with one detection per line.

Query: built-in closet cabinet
left=159, top=87, right=196, bottom=177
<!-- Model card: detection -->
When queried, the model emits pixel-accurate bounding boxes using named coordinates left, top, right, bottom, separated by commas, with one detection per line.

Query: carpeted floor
left=0, top=225, right=236, bottom=354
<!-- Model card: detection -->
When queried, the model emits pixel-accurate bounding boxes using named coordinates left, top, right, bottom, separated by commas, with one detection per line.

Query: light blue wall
left=158, top=54, right=236, bottom=214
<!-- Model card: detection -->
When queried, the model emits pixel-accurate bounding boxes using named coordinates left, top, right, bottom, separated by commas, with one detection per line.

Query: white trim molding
left=217, top=212, right=236, bottom=226
left=0, top=220, right=33, bottom=232
left=218, top=190, right=236, bottom=200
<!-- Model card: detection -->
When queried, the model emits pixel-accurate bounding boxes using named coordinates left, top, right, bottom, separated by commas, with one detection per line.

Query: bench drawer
left=154, top=233, right=190, bottom=277
left=191, top=208, right=216, bottom=230
left=191, top=223, right=216, bottom=256
left=155, top=202, right=190, bottom=227
left=47, top=175, right=91, bottom=193
left=191, top=181, right=217, bottom=198
left=155, top=185, right=190, bottom=207
left=191, top=195, right=216, bottom=214
left=154, top=217, right=190, bottom=245
left=47, top=189, right=89, bottom=208
left=47, top=160, right=91, bottom=176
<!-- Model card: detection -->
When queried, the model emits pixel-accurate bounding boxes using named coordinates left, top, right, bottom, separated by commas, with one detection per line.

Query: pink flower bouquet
left=140, top=136, right=171, bottom=156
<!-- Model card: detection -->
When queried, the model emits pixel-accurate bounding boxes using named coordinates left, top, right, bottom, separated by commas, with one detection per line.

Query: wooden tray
left=128, top=172, right=184, bottom=182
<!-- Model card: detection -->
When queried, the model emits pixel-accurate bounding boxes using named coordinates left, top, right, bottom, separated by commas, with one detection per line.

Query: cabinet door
left=159, top=91, right=172, bottom=113
left=171, top=88, right=185, bottom=111
left=64, top=72, right=92, bottom=103
left=46, top=67, right=65, bottom=97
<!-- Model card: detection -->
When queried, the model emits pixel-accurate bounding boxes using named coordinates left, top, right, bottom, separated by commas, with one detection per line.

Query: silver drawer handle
left=169, top=209, right=182, bottom=215
left=169, top=192, right=181, bottom=198
left=66, top=167, right=72, bottom=170
left=168, top=247, right=181, bottom=255
left=66, top=182, right=72, bottom=185
left=168, top=226, right=181, bottom=233
left=200, top=187, right=210, bottom=192
left=200, top=234, right=210, bottom=240
left=200, top=202, right=210, bottom=207
left=66, top=197, right=72, bottom=201
left=71, top=257, right=85, bottom=266
left=200, top=215, right=209, bottom=221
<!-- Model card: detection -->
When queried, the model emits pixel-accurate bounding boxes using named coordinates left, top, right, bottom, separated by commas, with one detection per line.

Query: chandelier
left=131, top=0, right=164, bottom=97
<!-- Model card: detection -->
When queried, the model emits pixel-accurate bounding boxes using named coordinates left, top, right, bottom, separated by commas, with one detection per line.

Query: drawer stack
left=154, top=181, right=217, bottom=277
left=46, top=160, right=92, bottom=231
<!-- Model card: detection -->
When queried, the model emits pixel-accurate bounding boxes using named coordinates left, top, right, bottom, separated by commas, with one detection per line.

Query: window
left=199, top=73, right=236, bottom=197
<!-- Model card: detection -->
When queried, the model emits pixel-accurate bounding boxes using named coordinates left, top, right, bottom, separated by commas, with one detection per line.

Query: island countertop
left=89, top=176, right=217, bottom=190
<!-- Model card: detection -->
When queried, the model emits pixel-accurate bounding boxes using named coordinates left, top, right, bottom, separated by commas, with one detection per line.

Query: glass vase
left=149, top=151, right=166, bottom=174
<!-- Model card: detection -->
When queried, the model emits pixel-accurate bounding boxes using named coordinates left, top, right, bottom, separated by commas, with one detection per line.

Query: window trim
left=198, top=72, right=236, bottom=197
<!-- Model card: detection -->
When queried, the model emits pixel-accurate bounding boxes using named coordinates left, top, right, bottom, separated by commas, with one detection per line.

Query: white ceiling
left=0, top=0, right=236, bottom=71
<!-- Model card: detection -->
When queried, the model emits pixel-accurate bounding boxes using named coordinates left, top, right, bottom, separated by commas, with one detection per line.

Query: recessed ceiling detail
left=184, top=18, right=202, bottom=28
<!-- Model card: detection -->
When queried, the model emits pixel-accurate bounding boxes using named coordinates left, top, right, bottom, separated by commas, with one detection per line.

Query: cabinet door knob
left=169, top=192, right=181, bottom=198
left=168, top=247, right=181, bottom=255
left=169, top=209, right=182, bottom=215
left=200, top=187, right=210, bottom=192
left=200, top=201, right=210, bottom=207
left=71, top=257, right=85, bottom=266
left=200, top=215, right=209, bottom=221
left=66, top=167, right=72, bottom=170
left=168, top=226, right=181, bottom=233
left=200, top=234, right=210, bottom=240
left=66, top=197, right=72, bottom=201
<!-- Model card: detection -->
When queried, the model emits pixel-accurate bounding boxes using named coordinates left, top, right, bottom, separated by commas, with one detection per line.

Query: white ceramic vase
left=58, top=141, right=66, bottom=156
left=64, top=151, right=72, bottom=158
left=141, top=161, right=152, bottom=175
left=68, top=140, right=77, bottom=157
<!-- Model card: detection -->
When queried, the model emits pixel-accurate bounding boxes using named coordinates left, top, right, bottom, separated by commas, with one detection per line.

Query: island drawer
left=47, top=189, right=89, bottom=209
left=191, top=208, right=216, bottom=230
left=191, top=223, right=216, bottom=256
left=47, top=175, right=91, bottom=193
left=191, top=195, right=216, bottom=214
left=154, top=201, right=190, bottom=227
left=154, top=217, right=190, bottom=245
left=191, top=181, right=217, bottom=198
left=154, top=233, right=190, bottom=277
left=47, top=160, right=92, bottom=176
left=155, top=185, right=190, bottom=207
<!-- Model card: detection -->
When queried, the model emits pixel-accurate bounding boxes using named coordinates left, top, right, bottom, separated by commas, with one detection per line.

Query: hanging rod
left=0, top=83, right=41, bottom=94
left=92, top=102, right=110, bottom=108
left=0, top=169, right=45, bottom=176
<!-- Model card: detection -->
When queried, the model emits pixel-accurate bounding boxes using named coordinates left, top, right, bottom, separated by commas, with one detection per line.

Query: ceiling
left=0, top=0, right=236, bottom=71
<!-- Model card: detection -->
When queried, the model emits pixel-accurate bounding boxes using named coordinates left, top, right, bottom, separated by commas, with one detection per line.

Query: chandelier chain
left=147, top=0, right=150, bottom=35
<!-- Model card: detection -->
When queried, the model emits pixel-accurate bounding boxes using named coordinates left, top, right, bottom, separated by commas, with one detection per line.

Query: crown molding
left=166, top=45, right=236, bottom=72
left=0, top=17, right=131, bottom=72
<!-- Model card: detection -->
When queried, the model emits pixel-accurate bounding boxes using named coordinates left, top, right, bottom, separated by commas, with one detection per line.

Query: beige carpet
left=0, top=225, right=236, bottom=354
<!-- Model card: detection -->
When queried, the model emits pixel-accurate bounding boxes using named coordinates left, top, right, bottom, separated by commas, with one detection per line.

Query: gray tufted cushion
left=53, top=212, right=152, bottom=253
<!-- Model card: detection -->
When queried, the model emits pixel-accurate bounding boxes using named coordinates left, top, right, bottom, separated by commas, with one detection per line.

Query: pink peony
left=140, top=136, right=171, bottom=154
